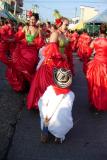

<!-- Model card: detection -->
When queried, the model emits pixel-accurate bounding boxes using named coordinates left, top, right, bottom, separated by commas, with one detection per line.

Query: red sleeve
left=15, top=31, right=25, bottom=42
left=34, top=36, right=45, bottom=50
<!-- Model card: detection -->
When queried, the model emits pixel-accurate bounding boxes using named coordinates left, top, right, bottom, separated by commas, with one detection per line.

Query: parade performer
left=86, top=24, right=107, bottom=112
left=0, top=20, right=15, bottom=65
left=77, top=30, right=92, bottom=60
left=41, top=22, right=51, bottom=43
left=54, top=10, right=73, bottom=74
left=27, top=10, right=73, bottom=110
left=38, top=68, right=75, bottom=143
left=77, top=30, right=92, bottom=73
left=6, top=13, right=45, bottom=92
left=70, top=30, right=79, bottom=52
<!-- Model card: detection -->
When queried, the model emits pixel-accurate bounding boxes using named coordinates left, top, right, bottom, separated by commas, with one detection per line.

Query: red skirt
left=0, top=42, right=9, bottom=65
left=27, top=43, right=70, bottom=110
left=6, top=42, right=39, bottom=91
left=6, top=67, right=25, bottom=91
left=12, top=43, right=38, bottom=83
left=86, top=59, right=107, bottom=110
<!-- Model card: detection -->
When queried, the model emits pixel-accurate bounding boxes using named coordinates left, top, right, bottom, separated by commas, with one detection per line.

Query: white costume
left=38, top=85, right=75, bottom=140
left=36, top=46, right=45, bottom=70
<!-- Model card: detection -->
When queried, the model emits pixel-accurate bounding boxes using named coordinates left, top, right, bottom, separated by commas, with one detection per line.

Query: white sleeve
left=38, top=86, right=50, bottom=118
left=36, top=46, right=45, bottom=70
left=68, top=91, right=75, bottom=109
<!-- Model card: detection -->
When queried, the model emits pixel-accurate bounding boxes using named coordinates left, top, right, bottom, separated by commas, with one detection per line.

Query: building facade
left=0, top=0, right=23, bottom=14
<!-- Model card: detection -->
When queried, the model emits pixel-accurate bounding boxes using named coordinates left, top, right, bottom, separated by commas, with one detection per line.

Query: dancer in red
left=63, top=28, right=74, bottom=75
left=86, top=24, right=107, bottom=111
left=0, top=21, right=14, bottom=65
left=6, top=13, right=45, bottom=92
left=27, top=15, right=72, bottom=110
left=77, top=30, right=92, bottom=73
left=70, top=30, right=79, bottom=52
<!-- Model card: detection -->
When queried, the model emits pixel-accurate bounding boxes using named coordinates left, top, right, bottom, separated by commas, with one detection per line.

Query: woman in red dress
left=27, top=18, right=72, bottom=110
left=70, top=30, right=79, bottom=52
left=77, top=30, right=92, bottom=73
left=63, top=28, right=74, bottom=75
left=0, top=21, right=15, bottom=65
left=86, top=24, right=107, bottom=111
left=6, top=13, right=45, bottom=92
left=77, top=30, right=92, bottom=60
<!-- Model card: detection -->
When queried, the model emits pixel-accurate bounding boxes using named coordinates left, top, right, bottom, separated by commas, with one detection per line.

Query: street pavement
left=0, top=62, right=24, bottom=160
left=1, top=54, right=107, bottom=160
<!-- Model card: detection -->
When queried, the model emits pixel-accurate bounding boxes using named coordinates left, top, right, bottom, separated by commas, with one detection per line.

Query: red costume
left=77, top=33, right=92, bottom=73
left=0, top=24, right=13, bottom=65
left=6, top=30, right=45, bottom=92
left=70, top=31, right=79, bottom=52
left=86, top=37, right=107, bottom=111
left=27, top=42, right=70, bottom=109
left=64, top=41, right=74, bottom=75
left=77, top=33, right=92, bottom=59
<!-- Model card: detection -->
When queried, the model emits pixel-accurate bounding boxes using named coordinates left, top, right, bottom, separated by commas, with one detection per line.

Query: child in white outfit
left=38, top=68, right=75, bottom=143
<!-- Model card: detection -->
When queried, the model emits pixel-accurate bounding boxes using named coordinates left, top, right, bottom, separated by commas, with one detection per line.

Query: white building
left=80, top=6, right=98, bottom=22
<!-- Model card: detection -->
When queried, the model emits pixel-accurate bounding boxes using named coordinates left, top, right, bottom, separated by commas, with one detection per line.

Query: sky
left=23, top=0, right=107, bottom=21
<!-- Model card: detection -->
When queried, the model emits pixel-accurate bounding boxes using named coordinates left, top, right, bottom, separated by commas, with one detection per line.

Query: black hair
left=47, top=21, right=51, bottom=25
left=51, top=24, right=57, bottom=30
left=100, top=23, right=106, bottom=34
left=5, top=20, right=8, bottom=25
left=82, top=29, right=87, bottom=33
left=32, top=13, right=39, bottom=21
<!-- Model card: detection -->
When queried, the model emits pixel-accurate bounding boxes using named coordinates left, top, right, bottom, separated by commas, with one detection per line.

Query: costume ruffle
left=6, top=67, right=25, bottom=91
left=34, top=36, right=45, bottom=51
left=64, top=42, right=74, bottom=75
left=70, top=32, right=79, bottom=52
left=0, top=25, right=15, bottom=63
left=86, top=38, right=107, bottom=110
left=6, top=40, right=39, bottom=91
left=12, top=43, right=38, bottom=82
left=77, top=33, right=92, bottom=60
left=27, top=42, right=70, bottom=109
left=0, top=42, right=9, bottom=65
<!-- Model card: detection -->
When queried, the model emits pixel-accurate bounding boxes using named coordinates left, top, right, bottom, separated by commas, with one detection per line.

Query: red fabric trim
left=55, top=18, right=63, bottom=27
left=52, top=85, right=70, bottom=95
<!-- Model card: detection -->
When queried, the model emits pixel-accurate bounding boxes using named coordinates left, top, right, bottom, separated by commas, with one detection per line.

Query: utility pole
left=75, top=7, right=77, bottom=18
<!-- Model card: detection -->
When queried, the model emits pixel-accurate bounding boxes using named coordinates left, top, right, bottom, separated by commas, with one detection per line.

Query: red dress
left=6, top=32, right=44, bottom=91
left=27, top=42, right=70, bottom=109
left=0, top=25, right=11, bottom=65
left=86, top=37, right=107, bottom=111
left=64, top=41, right=74, bottom=75
left=0, top=40, right=9, bottom=65
left=77, top=33, right=92, bottom=73
left=70, top=31, right=79, bottom=52
left=77, top=33, right=91, bottom=59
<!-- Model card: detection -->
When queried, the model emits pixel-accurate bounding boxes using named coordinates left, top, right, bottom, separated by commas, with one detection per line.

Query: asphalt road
left=0, top=62, right=24, bottom=160
left=1, top=54, right=107, bottom=160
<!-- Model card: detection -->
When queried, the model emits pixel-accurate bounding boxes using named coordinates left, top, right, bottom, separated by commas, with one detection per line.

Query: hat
left=53, top=68, right=72, bottom=88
